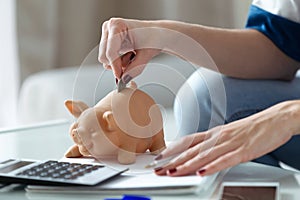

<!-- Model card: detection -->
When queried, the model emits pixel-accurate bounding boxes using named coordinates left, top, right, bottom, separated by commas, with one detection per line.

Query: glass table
left=0, top=120, right=300, bottom=200
left=0, top=120, right=72, bottom=161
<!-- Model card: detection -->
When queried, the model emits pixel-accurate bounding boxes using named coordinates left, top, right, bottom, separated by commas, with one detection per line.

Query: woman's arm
left=156, top=20, right=299, bottom=80
left=99, top=18, right=299, bottom=81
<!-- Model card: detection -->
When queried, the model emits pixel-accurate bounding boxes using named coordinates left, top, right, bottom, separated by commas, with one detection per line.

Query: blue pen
left=104, top=194, right=151, bottom=200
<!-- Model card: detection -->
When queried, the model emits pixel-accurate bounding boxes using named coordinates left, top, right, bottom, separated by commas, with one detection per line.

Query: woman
left=98, top=0, right=300, bottom=176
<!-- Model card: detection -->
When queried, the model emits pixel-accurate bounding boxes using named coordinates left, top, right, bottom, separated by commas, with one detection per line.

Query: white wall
left=232, top=0, right=253, bottom=28
left=116, top=0, right=251, bottom=28
left=0, top=0, right=19, bottom=127
left=17, top=0, right=58, bottom=81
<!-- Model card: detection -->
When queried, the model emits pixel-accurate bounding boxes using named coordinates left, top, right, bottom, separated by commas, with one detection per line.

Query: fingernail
left=122, top=74, right=132, bottom=84
left=197, top=169, right=206, bottom=176
left=154, top=167, right=163, bottom=172
left=155, top=154, right=162, bottom=160
left=168, top=168, right=177, bottom=174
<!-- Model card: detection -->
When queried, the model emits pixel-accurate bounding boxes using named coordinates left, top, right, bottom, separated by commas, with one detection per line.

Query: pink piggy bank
left=64, top=81, right=166, bottom=164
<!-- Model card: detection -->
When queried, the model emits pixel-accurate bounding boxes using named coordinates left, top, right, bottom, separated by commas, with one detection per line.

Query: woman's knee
left=174, top=68, right=226, bottom=135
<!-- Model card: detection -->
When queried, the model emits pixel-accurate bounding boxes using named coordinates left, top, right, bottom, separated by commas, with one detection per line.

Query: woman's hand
left=98, top=18, right=163, bottom=81
left=154, top=101, right=300, bottom=176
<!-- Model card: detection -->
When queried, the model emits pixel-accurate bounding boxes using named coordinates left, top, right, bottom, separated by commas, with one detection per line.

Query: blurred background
left=0, top=0, right=252, bottom=129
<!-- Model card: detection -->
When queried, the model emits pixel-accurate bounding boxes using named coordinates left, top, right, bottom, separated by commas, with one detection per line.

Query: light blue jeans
left=174, top=68, right=300, bottom=170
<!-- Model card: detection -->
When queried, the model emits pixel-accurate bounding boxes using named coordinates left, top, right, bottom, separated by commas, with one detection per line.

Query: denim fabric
left=174, top=69, right=300, bottom=170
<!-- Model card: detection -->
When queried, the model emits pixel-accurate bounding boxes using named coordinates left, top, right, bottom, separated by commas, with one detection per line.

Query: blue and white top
left=246, top=0, right=300, bottom=61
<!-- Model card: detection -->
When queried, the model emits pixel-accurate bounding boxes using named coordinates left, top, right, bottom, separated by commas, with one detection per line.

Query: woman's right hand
left=98, top=18, right=163, bottom=82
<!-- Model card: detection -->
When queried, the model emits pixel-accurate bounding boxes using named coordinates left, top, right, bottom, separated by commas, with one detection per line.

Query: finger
left=121, top=51, right=135, bottom=70
left=196, top=149, right=243, bottom=176
left=166, top=144, right=203, bottom=168
left=164, top=125, right=228, bottom=161
left=155, top=128, right=226, bottom=176
left=103, top=63, right=111, bottom=70
left=98, top=21, right=109, bottom=65
left=155, top=132, right=208, bottom=161
left=154, top=156, right=180, bottom=176
left=155, top=145, right=200, bottom=176
left=155, top=134, right=217, bottom=176
left=106, top=26, right=125, bottom=79
left=168, top=141, right=234, bottom=176
left=121, top=49, right=154, bottom=80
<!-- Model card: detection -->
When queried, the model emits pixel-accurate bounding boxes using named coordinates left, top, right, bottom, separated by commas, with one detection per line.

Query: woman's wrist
left=131, top=20, right=193, bottom=54
left=125, top=19, right=170, bottom=54
left=269, top=100, right=300, bottom=137
left=283, top=100, right=300, bottom=136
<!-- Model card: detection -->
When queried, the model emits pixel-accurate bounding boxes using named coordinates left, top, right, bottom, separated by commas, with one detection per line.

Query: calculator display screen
left=0, top=161, right=34, bottom=173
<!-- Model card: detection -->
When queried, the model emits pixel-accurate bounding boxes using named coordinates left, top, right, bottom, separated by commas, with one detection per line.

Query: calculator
left=0, top=159, right=128, bottom=186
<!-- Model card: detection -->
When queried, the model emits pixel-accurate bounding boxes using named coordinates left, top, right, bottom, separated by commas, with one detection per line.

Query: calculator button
left=39, top=172, right=49, bottom=177
left=92, top=165, right=103, bottom=170
left=47, top=168, right=55, bottom=173
left=63, top=174, right=76, bottom=179
left=58, top=170, right=67, bottom=174
left=43, top=161, right=59, bottom=166
left=49, top=173, right=60, bottom=178
left=70, top=163, right=81, bottom=167
left=35, top=168, right=44, bottom=172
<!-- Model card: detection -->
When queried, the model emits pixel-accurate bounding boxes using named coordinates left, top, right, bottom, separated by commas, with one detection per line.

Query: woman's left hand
left=154, top=100, right=300, bottom=176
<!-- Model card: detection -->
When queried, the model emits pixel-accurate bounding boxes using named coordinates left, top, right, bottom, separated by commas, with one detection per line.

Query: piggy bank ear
left=103, top=111, right=117, bottom=132
left=65, top=100, right=89, bottom=118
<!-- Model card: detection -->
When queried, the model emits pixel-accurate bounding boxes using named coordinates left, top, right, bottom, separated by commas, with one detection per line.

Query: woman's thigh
left=175, top=69, right=300, bottom=132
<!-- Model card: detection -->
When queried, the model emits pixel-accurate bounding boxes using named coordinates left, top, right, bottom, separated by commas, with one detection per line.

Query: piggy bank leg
left=149, top=130, right=166, bottom=155
left=65, top=144, right=83, bottom=158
